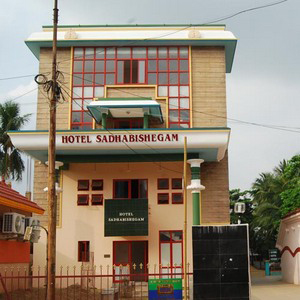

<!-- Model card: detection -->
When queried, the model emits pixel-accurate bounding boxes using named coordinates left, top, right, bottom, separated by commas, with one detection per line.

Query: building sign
left=104, top=199, right=148, bottom=236
left=148, top=279, right=182, bottom=299
left=269, top=249, right=280, bottom=262
left=61, top=133, right=178, bottom=144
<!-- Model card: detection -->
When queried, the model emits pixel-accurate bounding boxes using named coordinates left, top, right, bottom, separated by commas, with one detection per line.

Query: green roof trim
left=95, top=97, right=152, bottom=101
left=25, top=39, right=237, bottom=73
left=8, top=127, right=231, bottom=134
left=42, top=24, right=226, bottom=29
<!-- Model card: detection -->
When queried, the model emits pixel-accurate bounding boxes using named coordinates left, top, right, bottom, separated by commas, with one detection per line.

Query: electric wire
left=56, top=0, right=288, bottom=64
left=2, top=87, right=39, bottom=103
left=204, top=0, right=288, bottom=24
left=0, top=74, right=37, bottom=81
left=61, top=83, right=184, bottom=175
left=65, top=72, right=300, bottom=134
left=0, top=0, right=289, bottom=82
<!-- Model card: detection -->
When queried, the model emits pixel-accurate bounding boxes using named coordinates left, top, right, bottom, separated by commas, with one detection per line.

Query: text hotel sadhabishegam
left=61, top=133, right=179, bottom=144
left=108, top=212, right=145, bottom=222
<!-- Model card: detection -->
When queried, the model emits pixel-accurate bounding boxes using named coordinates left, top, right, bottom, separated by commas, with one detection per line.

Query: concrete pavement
left=251, top=268, right=300, bottom=300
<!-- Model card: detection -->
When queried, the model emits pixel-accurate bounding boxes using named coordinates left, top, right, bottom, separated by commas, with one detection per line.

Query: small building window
left=172, top=193, right=183, bottom=204
left=158, top=193, right=169, bottom=204
left=172, top=178, right=182, bottom=190
left=92, top=179, right=103, bottom=191
left=91, top=194, right=103, bottom=205
left=77, top=194, right=89, bottom=206
left=78, top=241, right=90, bottom=262
left=78, top=180, right=89, bottom=191
left=157, top=178, right=169, bottom=190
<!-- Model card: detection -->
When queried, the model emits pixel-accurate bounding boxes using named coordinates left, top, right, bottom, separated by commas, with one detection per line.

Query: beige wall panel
left=201, top=153, right=230, bottom=224
left=33, top=161, right=48, bottom=225
left=191, top=46, right=227, bottom=127
left=37, top=48, right=71, bottom=131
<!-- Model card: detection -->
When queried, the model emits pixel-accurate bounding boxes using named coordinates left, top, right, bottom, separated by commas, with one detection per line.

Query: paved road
left=251, top=268, right=300, bottom=300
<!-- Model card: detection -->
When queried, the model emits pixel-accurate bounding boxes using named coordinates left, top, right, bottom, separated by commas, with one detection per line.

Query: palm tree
left=0, top=100, right=30, bottom=181
left=251, top=163, right=288, bottom=256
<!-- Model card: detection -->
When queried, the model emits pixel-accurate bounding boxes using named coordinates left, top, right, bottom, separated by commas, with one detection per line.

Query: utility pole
left=183, top=137, right=188, bottom=299
left=47, top=0, right=58, bottom=299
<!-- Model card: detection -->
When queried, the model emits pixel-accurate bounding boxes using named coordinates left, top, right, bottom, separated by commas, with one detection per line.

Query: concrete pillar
left=102, top=112, right=107, bottom=129
left=187, top=159, right=205, bottom=225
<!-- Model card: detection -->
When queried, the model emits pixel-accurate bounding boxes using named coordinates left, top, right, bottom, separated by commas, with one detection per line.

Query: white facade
left=276, top=210, right=300, bottom=284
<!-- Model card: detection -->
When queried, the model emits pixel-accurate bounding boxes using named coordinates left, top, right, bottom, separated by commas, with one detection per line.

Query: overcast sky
left=0, top=0, right=299, bottom=194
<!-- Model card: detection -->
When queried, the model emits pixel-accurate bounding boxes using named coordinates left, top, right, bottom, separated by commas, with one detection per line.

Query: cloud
left=6, top=80, right=37, bottom=100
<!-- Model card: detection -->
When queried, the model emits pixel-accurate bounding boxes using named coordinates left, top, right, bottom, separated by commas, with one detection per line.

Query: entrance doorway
left=113, top=241, right=148, bottom=282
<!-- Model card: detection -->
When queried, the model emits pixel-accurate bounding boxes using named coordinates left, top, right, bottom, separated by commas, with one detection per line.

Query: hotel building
left=9, top=24, right=237, bottom=278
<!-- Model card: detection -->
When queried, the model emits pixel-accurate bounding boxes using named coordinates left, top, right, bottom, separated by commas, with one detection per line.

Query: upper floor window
left=107, top=118, right=143, bottom=129
left=113, top=179, right=147, bottom=199
left=72, top=46, right=190, bottom=129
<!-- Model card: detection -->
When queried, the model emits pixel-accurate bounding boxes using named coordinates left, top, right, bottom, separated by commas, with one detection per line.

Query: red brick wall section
left=0, top=241, right=30, bottom=263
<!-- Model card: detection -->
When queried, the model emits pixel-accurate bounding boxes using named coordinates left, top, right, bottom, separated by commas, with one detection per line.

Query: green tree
left=250, top=159, right=291, bottom=258
left=0, top=100, right=30, bottom=181
left=251, top=171, right=286, bottom=242
left=280, top=155, right=300, bottom=217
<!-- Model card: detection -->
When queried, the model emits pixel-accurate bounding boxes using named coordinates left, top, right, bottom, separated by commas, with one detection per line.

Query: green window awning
left=87, top=98, right=163, bottom=124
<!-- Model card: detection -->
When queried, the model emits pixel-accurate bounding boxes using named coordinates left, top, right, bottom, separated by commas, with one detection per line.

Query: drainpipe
left=187, top=159, right=205, bottom=225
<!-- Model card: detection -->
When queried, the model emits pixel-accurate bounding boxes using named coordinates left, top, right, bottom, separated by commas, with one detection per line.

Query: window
left=107, top=118, right=143, bottom=129
left=113, top=179, right=147, bottom=199
left=92, top=179, right=103, bottom=191
left=77, top=194, right=89, bottom=206
left=157, top=178, right=183, bottom=205
left=172, top=193, right=183, bottom=204
left=157, top=178, right=169, bottom=190
left=78, top=180, right=89, bottom=191
left=172, top=178, right=182, bottom=190
left=117, top=60, right=145, bottom=84
left=160, top=231, right=183, bottom=276
left=78, top=241, right=90, bottom=262
left=91, top=194, right=103, bottom=205
left=158, top=193, right=169, bottom=204
left=72, top=46, right=190, bottom=129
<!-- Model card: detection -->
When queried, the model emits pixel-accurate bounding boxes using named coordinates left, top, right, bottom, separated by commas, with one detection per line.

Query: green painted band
left=193, top=192, right=200, bottom=225
left=191, top=166, right=200, bottom=179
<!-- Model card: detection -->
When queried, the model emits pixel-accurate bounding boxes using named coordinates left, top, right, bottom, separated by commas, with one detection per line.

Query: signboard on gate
left=148, top=278, right=182, bottom=299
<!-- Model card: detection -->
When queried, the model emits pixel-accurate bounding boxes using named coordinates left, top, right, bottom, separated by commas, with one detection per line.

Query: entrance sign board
left=105, top=198, right=148, bottom=236
left=148, top=278, right=182, bottom=299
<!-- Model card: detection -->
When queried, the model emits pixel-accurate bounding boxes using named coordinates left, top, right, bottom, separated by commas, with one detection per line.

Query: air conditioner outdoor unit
left=2, top=213, right=25, bottom=234
left=25, top=217, right=40, bottom=228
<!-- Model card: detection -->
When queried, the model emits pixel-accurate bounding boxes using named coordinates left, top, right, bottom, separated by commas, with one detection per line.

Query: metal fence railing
left=0, top=263, right=193, bottom=299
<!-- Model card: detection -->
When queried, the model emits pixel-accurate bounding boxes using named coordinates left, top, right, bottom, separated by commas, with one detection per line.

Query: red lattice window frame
left=72, top=46, right=190, bottom=129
